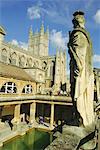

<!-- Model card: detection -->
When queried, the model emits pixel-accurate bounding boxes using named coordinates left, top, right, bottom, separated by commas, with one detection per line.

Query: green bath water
left=0, top=129, right=53, bottom=150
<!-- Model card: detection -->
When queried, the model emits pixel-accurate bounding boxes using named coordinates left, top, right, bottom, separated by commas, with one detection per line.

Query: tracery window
left=1, top=49, right=7, bottom=62
left=11, top=52, right=17, bottom=65
left=22, top=85, right=32, bottom=94
left=19, top=55, right=26, bottom=67
left=27, top=58, right=32, bottom=67
left=0, top=82, right=17, bottom=93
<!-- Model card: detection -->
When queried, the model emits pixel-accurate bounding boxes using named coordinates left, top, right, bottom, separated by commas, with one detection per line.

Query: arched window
left=11, top=52, right=17, bottom=65
left=1, top=49, right=7, bottom=62
left=27, top=58, right=32, bottom=67
left=0, top=82, right=17, bottom=93
left=19, top=55, right=26, bottom=67
left=42, top=61, right=47, bottom=70
left=22, top=85, right=32, bottom=94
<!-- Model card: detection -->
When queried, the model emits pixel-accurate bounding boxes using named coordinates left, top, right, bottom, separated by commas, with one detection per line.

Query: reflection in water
left=0, top=129, right=52, bottom=150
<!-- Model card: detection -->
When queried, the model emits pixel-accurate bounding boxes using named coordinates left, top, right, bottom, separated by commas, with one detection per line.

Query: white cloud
left=11, top=39, right=28, bottom=50
left=50, top=29, right=68, bottom=49
left=19, top=42, right=28, bottom=50
left=11, top=39, right=18, bottom=46
left=27, top=1, right=70, bottom=25
left=93, top=54, right=100, bottom=63
left=27, top=6, right=41, bottom=19
left=94, top=9, right=100, bottom=24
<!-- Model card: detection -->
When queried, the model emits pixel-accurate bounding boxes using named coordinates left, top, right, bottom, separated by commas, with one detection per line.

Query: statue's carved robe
left=68, top=28, right=94, bottom=127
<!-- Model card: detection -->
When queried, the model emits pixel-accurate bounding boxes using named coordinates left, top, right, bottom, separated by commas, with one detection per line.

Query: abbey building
left=0, top=23, right=68, bottom=95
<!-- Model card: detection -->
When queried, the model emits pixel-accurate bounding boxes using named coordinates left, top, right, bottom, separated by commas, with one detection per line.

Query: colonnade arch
left=0, top=81, right=34, bottom=94
left=0, top=82, right=17, bottom=93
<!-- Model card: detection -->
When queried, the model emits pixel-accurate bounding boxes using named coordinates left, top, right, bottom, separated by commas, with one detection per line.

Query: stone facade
left=0, top=24, right=67, bottom=94
left=28, top=23, right=49, bottom=57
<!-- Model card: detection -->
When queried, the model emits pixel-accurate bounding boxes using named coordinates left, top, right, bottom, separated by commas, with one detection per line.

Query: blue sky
left=0, top=0, right=100, bottom=68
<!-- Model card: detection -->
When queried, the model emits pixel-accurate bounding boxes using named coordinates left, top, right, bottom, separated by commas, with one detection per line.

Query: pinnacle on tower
left=40, top=21, right=44, bottom=34
left=29, top=25, right=33, bottom=36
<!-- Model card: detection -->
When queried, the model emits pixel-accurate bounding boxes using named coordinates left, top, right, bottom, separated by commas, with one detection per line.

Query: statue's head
left=72, top=11, right=85, bottom=28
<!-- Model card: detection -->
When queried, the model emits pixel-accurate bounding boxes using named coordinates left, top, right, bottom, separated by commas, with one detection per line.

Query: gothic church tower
left=28, top=23, right=49, bottom=57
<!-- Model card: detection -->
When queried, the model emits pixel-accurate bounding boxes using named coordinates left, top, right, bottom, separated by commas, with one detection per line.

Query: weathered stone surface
left=45, top=133, right=80, bottom=150
left=45, top=125, right=96, bottom=150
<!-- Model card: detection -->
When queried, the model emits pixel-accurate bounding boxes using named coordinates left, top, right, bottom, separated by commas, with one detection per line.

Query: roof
left=0, top=26, right=6, bottom=35
left=0, top=62, right=35, bottom=82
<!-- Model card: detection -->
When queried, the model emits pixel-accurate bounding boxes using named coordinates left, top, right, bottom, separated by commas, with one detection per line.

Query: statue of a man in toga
left=68, top=11, right=95, bottom=128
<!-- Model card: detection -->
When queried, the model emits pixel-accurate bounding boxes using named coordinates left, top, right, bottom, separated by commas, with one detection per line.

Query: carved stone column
left=30, top=102, right=36, bottom=124
left=50, top=103, right=54, bottom=128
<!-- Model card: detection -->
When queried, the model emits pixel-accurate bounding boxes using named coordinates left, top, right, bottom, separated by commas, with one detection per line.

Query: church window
left=27, top=58, right=32, bottom=67
left=0, top=82, right=17, bottom=93
left=19, top=55, right=26, bottom=67
left=1, top=49, right=7, bottom=62
left=11, top=52, right=17, bottom=65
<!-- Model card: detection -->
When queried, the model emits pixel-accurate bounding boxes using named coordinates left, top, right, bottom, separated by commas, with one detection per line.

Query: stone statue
left=68, top=11, right=95, bottom=127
